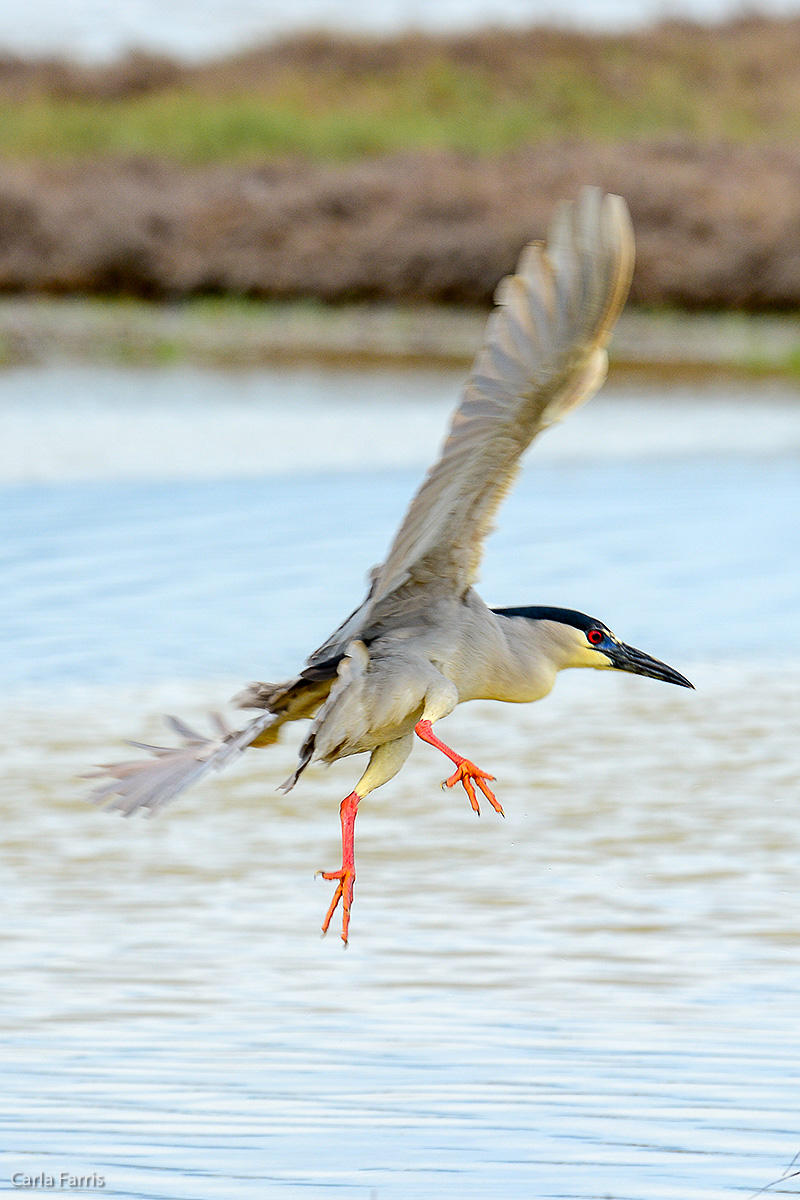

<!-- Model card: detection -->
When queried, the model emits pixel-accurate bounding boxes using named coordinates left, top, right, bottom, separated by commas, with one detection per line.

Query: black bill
left=607, top=642, right=694, bottom=689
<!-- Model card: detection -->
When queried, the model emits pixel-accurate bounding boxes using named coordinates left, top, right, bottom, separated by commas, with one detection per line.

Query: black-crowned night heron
left=90, top=189, right=693, bottom=943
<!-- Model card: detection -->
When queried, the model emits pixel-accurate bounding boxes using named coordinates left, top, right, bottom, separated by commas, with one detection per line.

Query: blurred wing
left=371, top=188, right=633, bottom=605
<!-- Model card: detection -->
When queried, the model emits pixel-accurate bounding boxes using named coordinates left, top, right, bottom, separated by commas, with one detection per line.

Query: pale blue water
left=0, top=455, right=797, bottom=690
left=1, top=365, right=799, bottom=1200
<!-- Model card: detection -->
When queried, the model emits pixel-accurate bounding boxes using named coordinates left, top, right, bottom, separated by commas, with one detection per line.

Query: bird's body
left=278, top=599, right=558, bottom=782
left=90, top=189, right=693, bottom=942
left=291, top=601, right=591, bottom=766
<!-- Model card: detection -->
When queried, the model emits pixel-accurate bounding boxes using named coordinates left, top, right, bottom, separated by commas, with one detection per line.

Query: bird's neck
left=455, top=609, right=564, bottom=704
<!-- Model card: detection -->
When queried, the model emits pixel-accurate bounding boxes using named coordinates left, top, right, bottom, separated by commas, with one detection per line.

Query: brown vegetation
left=0, top=49, right=182, bottom=102
left=1, top=16, right=800, bottom=126
left=1, top=142, right=800, bottom=309
left=1, top=17, right=800, bottom=309
left=2, top=15, right=800, bottom=159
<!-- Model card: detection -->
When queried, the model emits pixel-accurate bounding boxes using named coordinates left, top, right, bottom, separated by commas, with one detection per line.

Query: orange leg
left=317, top=790, right=361, bottom=944
left=414, top=719, right=504, bottom=817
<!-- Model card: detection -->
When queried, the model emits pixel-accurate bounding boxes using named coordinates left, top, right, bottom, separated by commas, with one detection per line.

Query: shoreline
left=0, top=297, right=798, bottom=378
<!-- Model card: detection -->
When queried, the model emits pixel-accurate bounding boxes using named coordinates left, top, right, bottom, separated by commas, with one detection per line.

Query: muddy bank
left=3, top=143, right=800, bottom=310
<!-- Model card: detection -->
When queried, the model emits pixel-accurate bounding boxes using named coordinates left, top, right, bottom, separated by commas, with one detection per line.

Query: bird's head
left=493, top=606, right=694, bottom=689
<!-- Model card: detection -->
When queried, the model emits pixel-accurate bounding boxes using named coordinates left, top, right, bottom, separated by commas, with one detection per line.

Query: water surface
left=1, top=365, right=799, bottom=1199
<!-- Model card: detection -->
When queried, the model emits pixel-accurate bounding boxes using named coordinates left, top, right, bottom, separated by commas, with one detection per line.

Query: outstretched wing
left=306, top=188, right=633, bottom=666
left=371, top=188, right=633, bottom=603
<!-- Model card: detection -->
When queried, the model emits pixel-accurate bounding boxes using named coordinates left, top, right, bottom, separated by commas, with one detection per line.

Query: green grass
left=0, top=43, right=797, bottom=163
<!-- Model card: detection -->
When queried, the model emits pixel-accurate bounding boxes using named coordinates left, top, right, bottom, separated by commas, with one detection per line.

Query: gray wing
left=307, top=188, right=634, bottom=666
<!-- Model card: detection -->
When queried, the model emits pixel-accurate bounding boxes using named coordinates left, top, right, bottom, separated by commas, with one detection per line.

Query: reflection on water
left=1, top=366, right=799, bottom=1199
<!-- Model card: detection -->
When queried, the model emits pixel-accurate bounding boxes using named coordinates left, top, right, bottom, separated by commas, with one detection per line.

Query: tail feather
left=88, top=661, right=343, bottom=817
left=87, top=710, right=278, bottom=817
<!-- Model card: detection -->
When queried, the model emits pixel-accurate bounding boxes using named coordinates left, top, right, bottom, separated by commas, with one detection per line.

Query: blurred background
left=3, top=2, right=800, bottom=315
left=1, top=3, right=800, bottom=1200
left=5, top=0, right=800, bottom=58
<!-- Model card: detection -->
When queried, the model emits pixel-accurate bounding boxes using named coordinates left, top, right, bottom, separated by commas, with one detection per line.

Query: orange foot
left=317, top=789, right=360, bottom=945
left=318, top=866, right=355, bottom=945
left=443, top=759, right=504, bottom=817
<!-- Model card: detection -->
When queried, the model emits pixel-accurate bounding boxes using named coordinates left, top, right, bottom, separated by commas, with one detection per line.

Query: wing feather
left=305, top=188, right=634, bottom=668
left=365, top=188, right=634, bottom=605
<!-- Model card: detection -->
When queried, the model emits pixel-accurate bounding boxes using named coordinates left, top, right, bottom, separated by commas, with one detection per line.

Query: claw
left=414, top=719, right=504, bottom=818
left=319, top=867, right=355, bottom=944
left=443, top=760, right=504, bottom=817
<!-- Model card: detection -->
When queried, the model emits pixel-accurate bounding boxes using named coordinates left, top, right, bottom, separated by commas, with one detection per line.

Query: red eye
left=587, top=629, right=604, bottom=645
